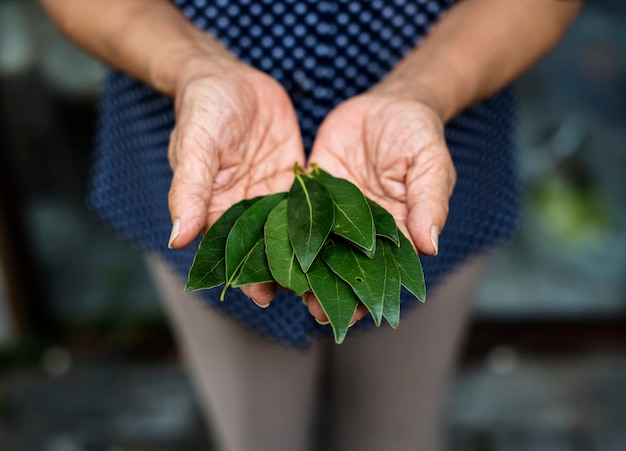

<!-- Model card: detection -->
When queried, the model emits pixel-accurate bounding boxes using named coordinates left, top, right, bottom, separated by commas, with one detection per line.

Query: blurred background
left=0, top=1, right=624, bottom=450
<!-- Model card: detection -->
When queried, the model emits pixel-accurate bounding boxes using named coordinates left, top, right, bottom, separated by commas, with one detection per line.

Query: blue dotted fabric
left=91, top=0, right=519, bottom=348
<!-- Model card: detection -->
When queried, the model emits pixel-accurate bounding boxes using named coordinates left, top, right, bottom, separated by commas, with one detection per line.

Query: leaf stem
left=310, top=162, right=320, bottom=176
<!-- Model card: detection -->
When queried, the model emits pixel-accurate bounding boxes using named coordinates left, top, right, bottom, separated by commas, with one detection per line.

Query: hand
left=304, top=92, right=456, bottom=325
left=167, top=59, right=305, bottom=306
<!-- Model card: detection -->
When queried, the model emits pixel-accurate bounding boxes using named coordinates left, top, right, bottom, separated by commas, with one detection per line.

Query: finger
left=167, top=126, right=219, bottom=249
left=240, top=282, right=277, bottom=308
left=405, top=141, right=456, bottom=256
left=304, top=293, right=330, bottom=325
left=304, top=292, right=369, bottom=327
left=351, top=304, right=369, bottom=325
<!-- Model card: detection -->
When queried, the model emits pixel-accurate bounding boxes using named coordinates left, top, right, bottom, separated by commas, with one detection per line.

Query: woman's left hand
left=304, top=92, right=457, bottom=324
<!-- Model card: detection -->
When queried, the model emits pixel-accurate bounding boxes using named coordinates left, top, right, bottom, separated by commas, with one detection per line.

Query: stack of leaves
left=185, top=164, right=425, bottom=343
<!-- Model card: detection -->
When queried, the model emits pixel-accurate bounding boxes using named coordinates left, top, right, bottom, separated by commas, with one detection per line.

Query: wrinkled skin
left=167, top=60, right=455, bottom=323
left=166, top=63, right=305, bottom=304
left=305, top=93, right=456, bottom=324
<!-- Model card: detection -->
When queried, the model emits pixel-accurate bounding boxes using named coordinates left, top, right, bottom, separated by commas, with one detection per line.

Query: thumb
left=405, top=143, right=456, bottom=256
left=167, top=131, right=219, bottom=250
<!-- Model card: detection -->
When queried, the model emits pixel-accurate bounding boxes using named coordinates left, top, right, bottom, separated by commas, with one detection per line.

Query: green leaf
left=225, top=192, right=287, bottom=292
left=390, top=232, right=426, bottom=302
left=306, top=258, right=359, bottom=344
left=185, top=197, right=260, bottom=292
left=264, top=200, right=310, bottom=295
left=232, top=238, right=274, bottom=287
left=288, top=174, right=335, bottom=272
left=314, top=169, right=376, bottom=254
left=380, top=240, right=401, bottom=328
left=367, top=198, right=400, bottom=246
left=354, top=240, right=376, bottom=259
left=321, top=239, right=386, bottom=326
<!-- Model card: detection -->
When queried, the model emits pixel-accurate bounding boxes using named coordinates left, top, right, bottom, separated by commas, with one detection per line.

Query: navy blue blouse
left=91, top=0, right=519, bottom=347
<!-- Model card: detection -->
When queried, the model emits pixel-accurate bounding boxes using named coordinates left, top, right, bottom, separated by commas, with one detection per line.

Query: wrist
left=369, top=54, right=473, bottom=123
left=370, top=80, right=455, bottom=123
left=368, top=80, right=448, bottom=123
left=148, top=31, right=241, bottom=98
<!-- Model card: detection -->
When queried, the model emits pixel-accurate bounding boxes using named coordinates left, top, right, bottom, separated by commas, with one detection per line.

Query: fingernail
left=430, top=225, right=439, bottom=256
left=349, top=319, right=357, bottom=328
left=315, top=318, right=329, bottom=326
left=168, top=218, right=181, bottom=249
left=252, top=299, right=270, bottom=309
left=302, top=296, right=309, bottom=306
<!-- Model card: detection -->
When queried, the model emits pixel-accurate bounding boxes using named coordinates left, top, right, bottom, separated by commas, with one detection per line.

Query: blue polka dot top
left=91, top=0, right=519, bottom=348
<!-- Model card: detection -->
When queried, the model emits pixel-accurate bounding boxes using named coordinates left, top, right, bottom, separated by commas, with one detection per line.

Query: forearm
left=373, top=0, right=583, bottom=122
left=38, top=0, right=237, bottom=97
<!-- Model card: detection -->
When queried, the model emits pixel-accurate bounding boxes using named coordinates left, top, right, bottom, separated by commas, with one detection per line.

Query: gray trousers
left=147, top=255, right=485, bottom=451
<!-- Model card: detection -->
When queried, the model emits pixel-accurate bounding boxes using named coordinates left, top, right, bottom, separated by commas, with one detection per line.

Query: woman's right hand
left=167, top=57, right=305, bottom=305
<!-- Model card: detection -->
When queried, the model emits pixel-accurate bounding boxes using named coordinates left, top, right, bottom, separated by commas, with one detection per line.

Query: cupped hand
left=167, top=59, right=305, bottom=306
left=305, top=92, right=456, bottom=325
